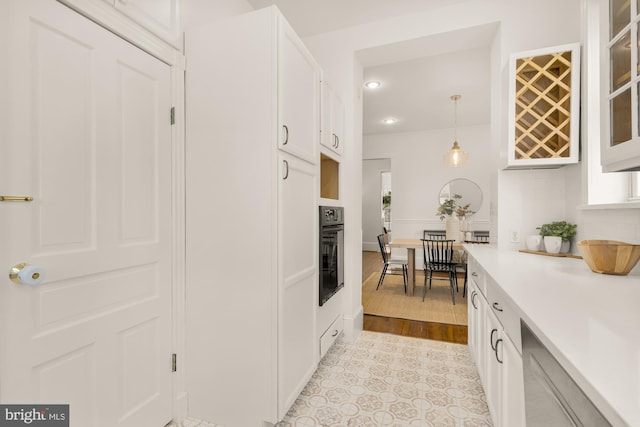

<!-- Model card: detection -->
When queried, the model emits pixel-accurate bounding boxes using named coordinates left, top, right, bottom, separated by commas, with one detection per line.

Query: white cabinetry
left=467, top=256, right=525, bottom=427
left=58, top=0, right=182, bottom=48
left=185, top=7, right=319, bottom=426
left=601, top=0, right=640, bottom=171
left=320, top=81, right=345, bottom=157
left=467, top=263, right=486, bottom=383
left=319, top=314, right=343, bottom=359
left=278, top=153, right=318, bottom=414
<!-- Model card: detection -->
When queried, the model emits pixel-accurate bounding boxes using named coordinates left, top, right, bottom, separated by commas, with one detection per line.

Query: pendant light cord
left=454, top=97, right=457, bottom=141
left=452, top=94, right=460, bottom=142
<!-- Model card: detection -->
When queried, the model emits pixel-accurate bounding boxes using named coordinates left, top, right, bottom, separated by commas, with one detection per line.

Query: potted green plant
left=436, top=194, right=475, bottom=221
left=537, top=221, right=577, bottom=253
left=436, top=194, right=461, bottom=221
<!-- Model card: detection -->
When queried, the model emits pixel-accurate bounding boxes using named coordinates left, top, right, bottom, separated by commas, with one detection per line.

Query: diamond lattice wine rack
left=506, top=43, right=581, bottom=168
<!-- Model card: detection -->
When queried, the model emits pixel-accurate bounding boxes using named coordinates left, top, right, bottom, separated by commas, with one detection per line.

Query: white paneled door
left=0, top=1, right=173, bottom=426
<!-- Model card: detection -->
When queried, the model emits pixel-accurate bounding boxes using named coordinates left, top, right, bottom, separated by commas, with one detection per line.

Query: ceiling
left=246, top=0, right=497, bottom=135
left=245, top=0, right=470, bottom=38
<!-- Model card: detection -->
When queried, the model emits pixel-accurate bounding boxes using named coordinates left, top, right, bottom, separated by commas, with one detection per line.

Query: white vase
left=560, top=240, right=571, bottom=253
left=445, top=214, right=460, bottom=242
left=544, top=236, right=562, bottom=254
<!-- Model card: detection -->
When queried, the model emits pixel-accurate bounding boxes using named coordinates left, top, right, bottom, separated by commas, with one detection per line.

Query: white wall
left=364, top=125, right=491, bottom=244
left=182, top=0, right=253, bottom=30
left=362, top=159, right=390, bottom=251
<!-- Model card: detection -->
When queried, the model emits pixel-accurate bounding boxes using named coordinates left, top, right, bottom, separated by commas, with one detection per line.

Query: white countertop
left=464, top=244, right=640, bottom=427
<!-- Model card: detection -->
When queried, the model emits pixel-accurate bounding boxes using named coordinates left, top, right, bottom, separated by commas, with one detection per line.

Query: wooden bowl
left=576, top=240, right=640, bottom=275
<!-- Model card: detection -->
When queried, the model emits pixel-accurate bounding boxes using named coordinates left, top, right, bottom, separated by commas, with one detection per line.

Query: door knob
left=9, top=263, right=46, bottom=286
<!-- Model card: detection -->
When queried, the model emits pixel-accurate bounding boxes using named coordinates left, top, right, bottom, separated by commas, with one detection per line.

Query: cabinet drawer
left=468, top=257, right=487, bottom=297
left=486, top=277, right=521, bottom=354
left=320, top=315, right=343, bottom=359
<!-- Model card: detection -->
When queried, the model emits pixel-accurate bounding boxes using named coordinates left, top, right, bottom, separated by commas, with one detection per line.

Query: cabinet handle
left=490, top=328, right=498, bottom=351
left=332, top=329, right=339, bottom=337
left=0, top=196, right=34, bottom=202
left=471, top=291, right=478, bottom=309
left=495, top=338, right=503, bottom=364
left=471, top=272, right=478, bottom=277
left=282, top=125, right=289, bottom=145
left=492, top=302, right=503, bottom=312
left=282, top=160, right=289, bottom=180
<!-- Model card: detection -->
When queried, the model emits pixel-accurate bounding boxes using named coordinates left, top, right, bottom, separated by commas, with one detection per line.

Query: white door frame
left=56, top=0, right=187, bottom=421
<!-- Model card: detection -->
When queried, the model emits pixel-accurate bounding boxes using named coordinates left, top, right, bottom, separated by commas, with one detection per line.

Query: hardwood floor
left=362, top=250, right=468, bottom=345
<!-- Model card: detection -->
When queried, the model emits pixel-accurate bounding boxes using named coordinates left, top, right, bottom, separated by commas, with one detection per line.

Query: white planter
left=560, top=240, right=571, bottom=253
left=544, top=236, right=562, bottom=254
left=526, top=235, right=542, bottom=251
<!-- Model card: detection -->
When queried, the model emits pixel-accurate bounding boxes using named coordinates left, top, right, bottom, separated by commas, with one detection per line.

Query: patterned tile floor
left=169, top=331, right=492, bottom=427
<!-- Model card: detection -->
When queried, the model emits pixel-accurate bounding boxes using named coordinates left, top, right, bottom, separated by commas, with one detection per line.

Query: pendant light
left=443, top=94, right=468, bottom=167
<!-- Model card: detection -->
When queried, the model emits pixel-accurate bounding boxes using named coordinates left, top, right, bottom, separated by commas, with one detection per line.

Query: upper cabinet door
left=506, top=43, right=581, bottom=169
left=601, top=0, right=640, bottom=171
left=114, top=0, right=182, bottom=48
left=320, top=81, right=345, bottom=157
left=278, top=18, right=320, bottom=164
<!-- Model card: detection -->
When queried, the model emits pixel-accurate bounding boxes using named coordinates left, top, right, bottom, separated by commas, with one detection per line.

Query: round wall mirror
left=438, top=178, right=482, bottom=216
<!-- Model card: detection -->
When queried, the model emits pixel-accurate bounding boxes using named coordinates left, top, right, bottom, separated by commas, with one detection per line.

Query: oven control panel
left=320, top=206, right=343, bottom=226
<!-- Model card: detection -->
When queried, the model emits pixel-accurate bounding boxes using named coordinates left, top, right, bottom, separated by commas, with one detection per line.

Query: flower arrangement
left=436, top=194, right=474, bottom=220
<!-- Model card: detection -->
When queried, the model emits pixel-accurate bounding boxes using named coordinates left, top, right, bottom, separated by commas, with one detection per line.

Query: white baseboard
left=342, top=305, right=363, bottom=343
left=362, top=242, right=378, bottom=251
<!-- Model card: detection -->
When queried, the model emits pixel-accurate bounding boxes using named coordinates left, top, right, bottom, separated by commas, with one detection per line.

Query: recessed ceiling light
left=365, top=80, right=381, bottom=89
left=383, top=118, right=397, bottom=125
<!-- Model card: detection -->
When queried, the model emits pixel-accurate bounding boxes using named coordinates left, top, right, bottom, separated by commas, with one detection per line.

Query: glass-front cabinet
left=603, top=0, right=640, bottom=171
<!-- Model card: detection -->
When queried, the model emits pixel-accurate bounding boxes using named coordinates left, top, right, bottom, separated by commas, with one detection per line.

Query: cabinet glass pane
left=611, top=0, right=630, bottom=38
left=611, top=31, right=631, bottom=91
left=611, top=88, right=632, bottom=146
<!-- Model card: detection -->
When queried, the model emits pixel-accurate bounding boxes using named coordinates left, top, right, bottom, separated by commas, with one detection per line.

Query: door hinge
left=170, top=107, right=175, bottom=125
left=171, top=353, right=177, bottom=372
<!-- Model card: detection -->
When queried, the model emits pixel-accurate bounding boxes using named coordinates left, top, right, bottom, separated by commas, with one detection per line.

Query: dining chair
left=423, top=229, right=446, bottom=240
left=421, top=238, right=457, bottom=304
left=473, top=230, right=490, bottom=243
left=382, top=227, right=391, bottom=256
left=376, top=234, right=407, bottom=292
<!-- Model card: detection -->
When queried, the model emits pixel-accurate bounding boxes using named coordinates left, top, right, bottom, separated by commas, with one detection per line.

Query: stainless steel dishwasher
left=521, top=320, right=612, bottom=427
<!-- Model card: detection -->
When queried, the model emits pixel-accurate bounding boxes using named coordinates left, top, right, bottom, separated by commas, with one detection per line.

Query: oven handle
left=321, top=225, right=344, bottom=232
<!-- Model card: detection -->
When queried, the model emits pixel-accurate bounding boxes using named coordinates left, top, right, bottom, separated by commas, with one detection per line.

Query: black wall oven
left=319, top=206, right=344, bottom=306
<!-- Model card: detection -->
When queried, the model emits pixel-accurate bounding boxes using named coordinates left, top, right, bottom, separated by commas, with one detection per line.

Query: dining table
left=389, top=238, right=466, bottom=296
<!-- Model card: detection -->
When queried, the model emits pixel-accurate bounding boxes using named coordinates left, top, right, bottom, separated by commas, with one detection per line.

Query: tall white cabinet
left=185, top=7, right=320, bottom=426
